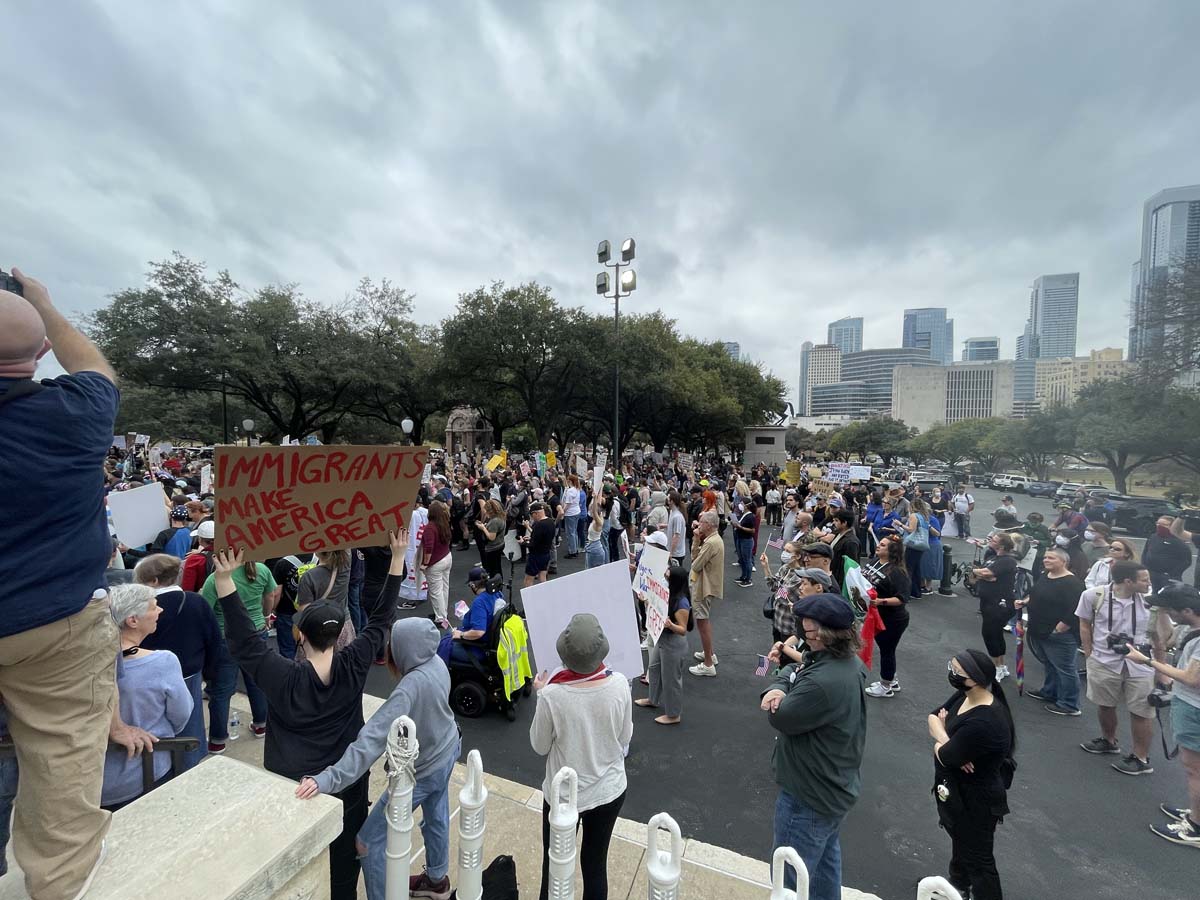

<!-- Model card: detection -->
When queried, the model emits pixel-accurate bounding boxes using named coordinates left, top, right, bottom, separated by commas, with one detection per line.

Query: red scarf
left=548, top=663, right=611, bottom=685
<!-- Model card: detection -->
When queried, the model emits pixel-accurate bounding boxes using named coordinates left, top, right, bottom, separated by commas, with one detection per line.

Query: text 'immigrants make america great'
left=214, top=445, right=429, bottom=559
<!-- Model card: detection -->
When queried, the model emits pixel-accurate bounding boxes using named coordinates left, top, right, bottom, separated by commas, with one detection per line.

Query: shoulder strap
left=0, top=379, right=46, bottom=409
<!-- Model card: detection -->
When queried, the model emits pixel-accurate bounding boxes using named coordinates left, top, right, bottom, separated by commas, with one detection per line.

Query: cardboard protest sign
left=214, top=444, right=429, bottom=560
left=632, top=544, right=671, bottom=644
left=521, top=561, right=644, bottom=679
left=811, top=478, right=836, bottom=497
left=785, top=460, right=803, bottom=485
left=486, top=454, right=503, bottom=472
left=546, top=451, right=557, bottom=468
left=107, top=482, right=169, bottom=549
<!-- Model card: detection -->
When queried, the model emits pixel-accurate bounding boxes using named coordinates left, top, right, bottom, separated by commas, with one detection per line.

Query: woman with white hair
left=102, top=583, right=193, bottom=810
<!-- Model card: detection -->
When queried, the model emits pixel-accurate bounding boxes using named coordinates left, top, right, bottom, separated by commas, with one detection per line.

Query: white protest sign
left=200, top=464, right=212, bottom=494
left=596, top=451, right=608, bottom=474
left=281, top=435, right=290, bottom=447
left=111, top=435, right=126, bottom=449
left=135, top=434, right=150, bottom=446
left=592, top=465, right=603, bottom=495
left=399, top=506, right=430, bottom=601
left=521, top=561, right=644, bottom=679
left=519, top=460, right=532, bottom=477
left=107, top=482, right=169, bottom=549
left=422, top=463, right=432, bottom=484
left=827, top=462, right=851, bottom=484
left=652, top=451, right=664, bottom=465
left=633, top=544, right=671, bottom=644
left=575, top=454, right=588, bottom=478
left=149, top=446, right=163, bottom=471
left=634, top=448, right=643, bottom=465
left=156, top=442, right=173, bottom=454
left=849, top=464, right=872, bottom=482
left=678, top=452, right=694, bottom=470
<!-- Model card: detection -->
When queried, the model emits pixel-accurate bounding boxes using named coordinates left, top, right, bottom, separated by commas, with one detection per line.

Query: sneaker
left=689, top=663, right=717, bottom=677
left=1161, top=805, right=1192, bottom=822
left=640, top=635, right=653, bottom=650
left=398, top=600, right=420, bottom=610
left=1003, top=623, right=1013, bottom=633
left=693, top=652, right=718, bottom=665
left=1081, top=737, right=1122, bottom=755
left=752, top=565, right=758, bottom=572
left=1025, top=689, right=1054, bottom=702
left=995, top=665, right=1010, bottom=681
left=207, top=741, right=226, bottom=754
left=887, top=679, right=901, bottom=693
left=409, top=871, right=453, bottom=900
left=1044, top=704, right=1082, bottom=717
left=1149, top=818, right=1200, bottom=847
left=865, top=681, right=894, bottom=698
left=737, top=579, right=753, bottom=588
left=251, top=723, right=267, bottom=738
left=1112, top=754, right=1154, bottom=776
left=70, top=839, right=106, bottom=900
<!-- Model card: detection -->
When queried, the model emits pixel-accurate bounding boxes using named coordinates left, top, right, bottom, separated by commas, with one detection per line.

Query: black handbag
left=763, top=590, right=777, bottom=620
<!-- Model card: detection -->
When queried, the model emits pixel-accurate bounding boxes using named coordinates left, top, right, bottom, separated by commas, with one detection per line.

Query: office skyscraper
left=797, top=341, right=812, bottom=415
left=840, top=347, right=936, bottom=416
left=1029, top=274, right=1079, bottom=358
left=902, top=308, right=954, bottom=365
left=826, top=317, right=863, bottom=355
left=1128, top=185, right=1200, bottom=362
left=722, top=341, right=741, bottom=361
left=800, top=344, right=841, bottom=416
left=962, top=337, right=1000, bottom=361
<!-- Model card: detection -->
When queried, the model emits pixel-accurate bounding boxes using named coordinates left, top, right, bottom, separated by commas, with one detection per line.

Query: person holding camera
left=1121, top=583, right=1200, bottom=847
left=1076, top=561, right=1157, bottom=775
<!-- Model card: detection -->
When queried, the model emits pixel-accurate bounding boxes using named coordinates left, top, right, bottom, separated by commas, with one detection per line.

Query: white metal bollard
left=645, top=813, right=683, bottom=900
left=547, top=767, right=580, bottom=900
left=455, top=749, right=489, bottom=900
left=384, top=715, right=420, bottom=900
left=770, top=846, right=810, bottom=900
left=916, top=875, right=963, bottom=900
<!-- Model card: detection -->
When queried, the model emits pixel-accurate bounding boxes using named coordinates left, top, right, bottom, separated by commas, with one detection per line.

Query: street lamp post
left=401, top=416, right=414, bottom=445
left=595, top=238, right=636, bottom=458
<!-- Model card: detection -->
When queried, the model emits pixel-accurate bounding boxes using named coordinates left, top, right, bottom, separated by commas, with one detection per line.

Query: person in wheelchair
left=448, top=566, right=507, bottom=666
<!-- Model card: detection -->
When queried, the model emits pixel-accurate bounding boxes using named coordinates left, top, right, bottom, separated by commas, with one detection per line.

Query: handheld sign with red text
left=214, top=444, right=429, bottom=560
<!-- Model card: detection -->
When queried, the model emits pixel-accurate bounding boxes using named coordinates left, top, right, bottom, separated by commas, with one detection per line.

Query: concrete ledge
left=0, top=755, right=342, bottom=900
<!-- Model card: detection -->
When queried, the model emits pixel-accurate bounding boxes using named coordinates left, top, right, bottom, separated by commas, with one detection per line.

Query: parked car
left=1026, top=480, right=1062, bottom=498
left=1056, top=482, right=1105, bottom=501
left=972, top=472, right=995, bottom=488
left=1007, top=476, right=1032, bottom=493
left=1108, top=496, right=1181, bottom=536
left=991, top=474, right=1011, bottom=489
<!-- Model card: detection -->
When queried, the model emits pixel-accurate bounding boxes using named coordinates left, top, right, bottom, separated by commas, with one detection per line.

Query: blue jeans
left=208, top=638, right=269, bottom=742
left=179, top=673, right=208, bottom=773
left=564, top=515, right=581, bottom=555
left=359, top=742, right=460, bottom=899
left=274, top=612, right=296, bottom=659
left=1027, top=630, right=1081, bottom=711
left=773, top=790, right=845, bottom=900
left=585, top=538, right=608, bottom=569
left=0, top=708, right=16, bottom=877
left=347, top=582, right=366, bottom=633
left=735, top=536, right=754, bottom=583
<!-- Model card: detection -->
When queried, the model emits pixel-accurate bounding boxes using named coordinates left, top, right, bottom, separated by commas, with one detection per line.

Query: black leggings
left=482, top=547, right=503, bottom=577
left=980, top=602, right=1009, bottom=658
left=540, top=790, right=626, bottom=900
left=946, top=812, right=1002, bottom=900
left=329, top=774, right=370, bottom=900
left=874, top=609, right=909, bottom=682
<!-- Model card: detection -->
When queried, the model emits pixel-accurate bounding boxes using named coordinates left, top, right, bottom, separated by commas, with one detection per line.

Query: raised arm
left=213, top=550, right=295, bottom=691
left=13, top=269, right=116, bottom=382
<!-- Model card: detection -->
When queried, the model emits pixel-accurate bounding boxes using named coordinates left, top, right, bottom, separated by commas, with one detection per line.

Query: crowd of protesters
left=4, top=267, right=1200, bottom=900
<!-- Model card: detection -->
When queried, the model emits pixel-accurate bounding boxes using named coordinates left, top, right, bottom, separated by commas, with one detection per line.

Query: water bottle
left=229, top=711, right=241, bottom=741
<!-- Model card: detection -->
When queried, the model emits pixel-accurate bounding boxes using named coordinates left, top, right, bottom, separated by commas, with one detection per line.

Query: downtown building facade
left=962, top=337, right=1000, bottom=361
left=1016, top=274, right=1079, bottom=360
left=826, top=317, right=864, bottom=355
left=891, top=361, right=1015, bottom=431
left=1034, top=348, right=1129, bottom=407
left=1128, top=185, right=1200, bottom=364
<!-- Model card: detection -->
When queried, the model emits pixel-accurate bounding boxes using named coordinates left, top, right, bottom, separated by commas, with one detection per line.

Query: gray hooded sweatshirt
left=645, top=492, right=669, bottom=531
left=313, top=619, right=459, bottom=794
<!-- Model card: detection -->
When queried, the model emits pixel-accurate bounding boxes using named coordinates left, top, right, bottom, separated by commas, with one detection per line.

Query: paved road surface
left=365, top=487, right=1193, bottom=900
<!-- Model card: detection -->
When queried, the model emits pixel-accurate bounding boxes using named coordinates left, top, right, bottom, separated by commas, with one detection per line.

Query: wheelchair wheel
left=451, top=681, right=487, bottom=718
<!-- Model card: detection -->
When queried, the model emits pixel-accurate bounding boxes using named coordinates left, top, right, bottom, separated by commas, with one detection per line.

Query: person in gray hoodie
left=296, top=618, right=460, bottom=900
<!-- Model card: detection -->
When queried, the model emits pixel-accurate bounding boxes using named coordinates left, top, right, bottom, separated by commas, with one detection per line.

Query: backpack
left=478, top=854, right=518, bottom=900
left=617, top=498, right=632, bottom=528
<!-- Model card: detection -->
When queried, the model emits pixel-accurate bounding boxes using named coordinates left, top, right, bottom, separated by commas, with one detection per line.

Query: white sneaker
left=692, top=652, right=718, bottom=665
left=71, top=839, right=107, bottom=900
left=996, top=665, right=1010, bottom=681
left=689, top=663, right=717, bottom=677
left=752, top=565, right=758, bottom=572
left=865, top=681, right=894, bottom=698
left=640, top=635, right=652, bottom=649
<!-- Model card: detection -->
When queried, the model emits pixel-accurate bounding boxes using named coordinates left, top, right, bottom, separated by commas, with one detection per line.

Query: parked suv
left=1108, top=496, right=1181, bottom=536
left=1026, top=480, right=1062, bottom=498
left=1007, top=475, right=1032, bottom=493
left=1055, top=482, right=1105, bottom=501
left=971, top=472, right=994, bottom=488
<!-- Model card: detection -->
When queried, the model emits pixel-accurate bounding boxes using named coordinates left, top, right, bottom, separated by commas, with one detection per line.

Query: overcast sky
left=5, top=1, right=1199, bottom=402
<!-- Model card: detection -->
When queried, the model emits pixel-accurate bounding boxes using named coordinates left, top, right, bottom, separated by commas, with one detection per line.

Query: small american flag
left=766, top=531, right=784, bottom=550
left=754, top=654, right=770, bottom=677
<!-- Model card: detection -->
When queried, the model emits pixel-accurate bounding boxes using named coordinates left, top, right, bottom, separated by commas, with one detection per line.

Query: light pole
left=595, top=238, right=636, bottom=457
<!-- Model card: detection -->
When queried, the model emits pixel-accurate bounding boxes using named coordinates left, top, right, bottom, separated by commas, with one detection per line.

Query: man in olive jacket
left=760, top=593, right=867, bottom=900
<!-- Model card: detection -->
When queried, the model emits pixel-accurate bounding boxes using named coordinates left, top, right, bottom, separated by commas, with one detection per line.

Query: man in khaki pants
left=688, top=511, right=725, bottom=676
left=0, top=269, right=126, bottom=899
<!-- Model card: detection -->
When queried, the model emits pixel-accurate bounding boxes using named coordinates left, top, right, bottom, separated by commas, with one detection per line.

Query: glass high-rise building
left=962, top=337, right=1000, bottom=361
left=797, top=341, right=813, bottom=415
left=826, top=317, right=863, bottom=355
left=902, top=308, right=954, bottom=365
left=799, top=344, right=842, bottom=416
left=840, top=347, right=937, bottom=416
left=1028, top=274, right=1079, bottom=359
left=1128, top=185, right=1200, bottom=362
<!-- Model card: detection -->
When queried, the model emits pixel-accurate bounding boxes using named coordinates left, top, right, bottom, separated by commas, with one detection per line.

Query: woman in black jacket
left=927, top=649, right=1016, bottom=900
left=862, top=535, right=912, bottom=698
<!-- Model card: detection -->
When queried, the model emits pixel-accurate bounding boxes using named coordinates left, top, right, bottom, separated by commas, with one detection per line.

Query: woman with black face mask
left=927, top=649, right=1016, bottom=900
